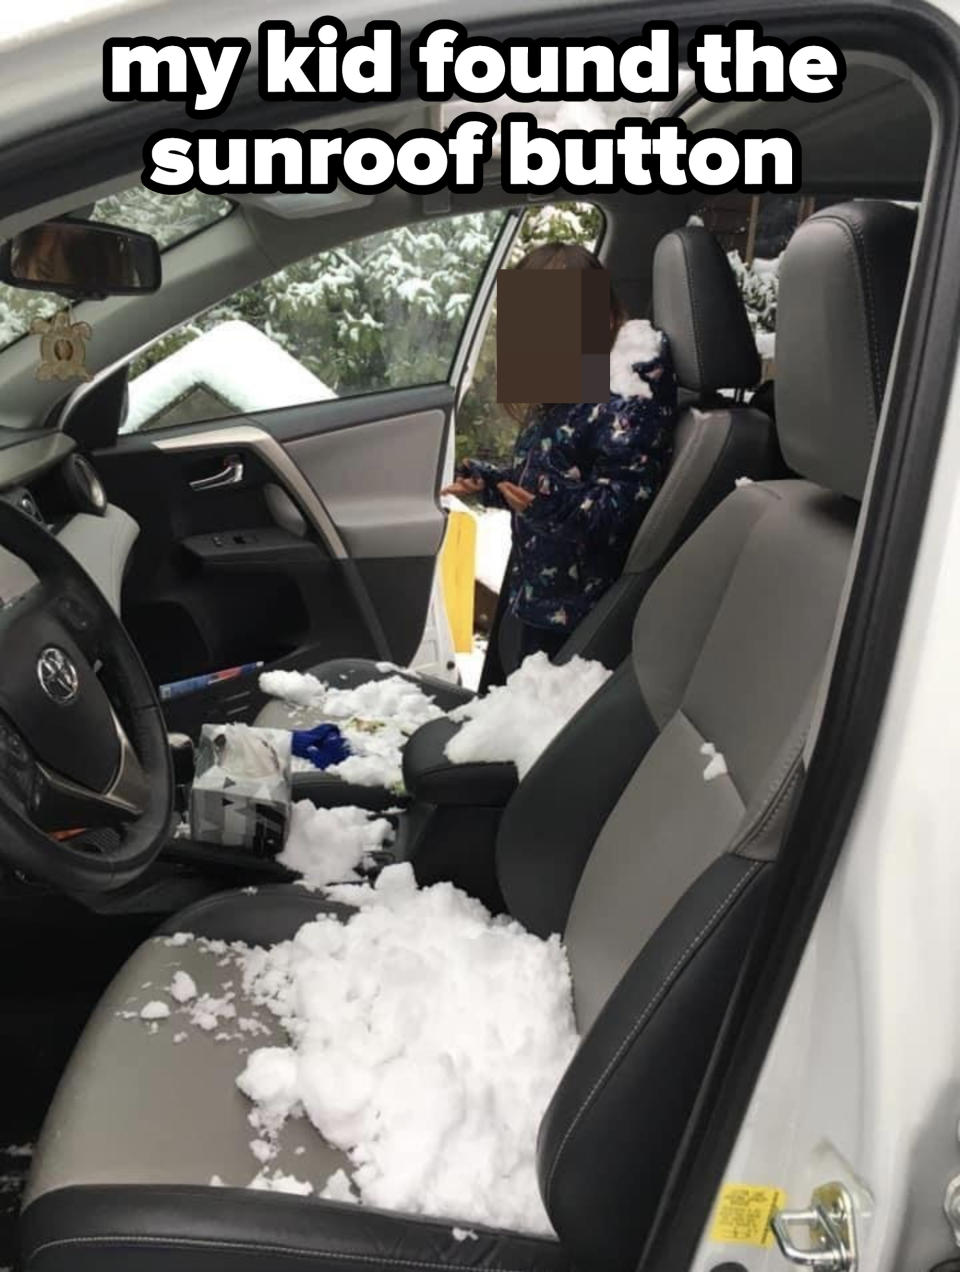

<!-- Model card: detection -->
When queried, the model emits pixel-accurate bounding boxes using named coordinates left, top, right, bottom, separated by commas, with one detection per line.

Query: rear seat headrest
left=651, top=226, right=761, bottom=396
left=775, top=200, right=916, bottom=501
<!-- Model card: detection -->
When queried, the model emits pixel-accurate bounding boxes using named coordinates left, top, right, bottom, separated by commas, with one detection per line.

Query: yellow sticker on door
left=710, top=1183, right=786, bottom=1247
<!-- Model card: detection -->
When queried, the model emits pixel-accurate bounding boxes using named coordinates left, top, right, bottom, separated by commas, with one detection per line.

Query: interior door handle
left=189, top=456, right=244, bottom=492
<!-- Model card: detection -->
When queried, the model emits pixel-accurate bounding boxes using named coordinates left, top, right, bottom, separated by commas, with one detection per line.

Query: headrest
left=775, top=200, right=916, bottom=500
left=651, top=226, right=761, bottom=395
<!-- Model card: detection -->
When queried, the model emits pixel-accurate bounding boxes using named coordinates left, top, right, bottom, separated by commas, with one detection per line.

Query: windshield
left=0, top=188, right=232, bottom=353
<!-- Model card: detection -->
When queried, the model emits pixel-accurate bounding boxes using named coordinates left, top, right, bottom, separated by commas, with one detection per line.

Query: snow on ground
left=454, top=638, right=486, bottom=693
left=259, top=671, right=444, bottom=790
left=445, top=652, right=611, bottom=778
left=755, top=330, right=776, bottom=360
left=277, top=801, right=393, bottom=887
left=441, top=496, right=512, bottom=594
left=234, top=863, right=578, bottom=1233
left=474, top=508, right=512, bottom=593
left=123, top=320, right=335, bottom=434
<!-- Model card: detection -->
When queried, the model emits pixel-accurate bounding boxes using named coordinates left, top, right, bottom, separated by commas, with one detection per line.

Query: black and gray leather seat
left=20, top=201, right=915, bottom=1272
left=255, top=225, right=778, bottom=735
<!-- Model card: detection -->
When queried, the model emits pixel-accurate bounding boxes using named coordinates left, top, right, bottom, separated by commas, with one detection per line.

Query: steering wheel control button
left=37, top=646, right=80, bottom=705
left=56, top=594, right=95, bottom=635
left=0, top=717, right=36, bottom=810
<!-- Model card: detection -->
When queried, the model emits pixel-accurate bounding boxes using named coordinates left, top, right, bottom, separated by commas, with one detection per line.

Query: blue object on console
left=290, top=723, right=352, bottom=770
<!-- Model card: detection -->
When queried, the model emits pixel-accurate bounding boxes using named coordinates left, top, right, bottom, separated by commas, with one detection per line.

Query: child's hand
left=442, top=475, right=484, bottom=496
left=498, top=481, right=535, bottom=513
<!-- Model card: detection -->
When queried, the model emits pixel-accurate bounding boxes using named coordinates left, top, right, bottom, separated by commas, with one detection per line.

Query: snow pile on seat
left=259, top=671, right=444, bottom=789
left=445, top=652, right=611, bottom=778
left=234, top=863, right=578, bottom=1234
left=277, top=801, right=393, bottom=886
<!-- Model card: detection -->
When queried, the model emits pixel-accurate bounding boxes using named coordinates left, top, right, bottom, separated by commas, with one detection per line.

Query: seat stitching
left=681, top=234, right=706, bottom=390
left=842, top=218, right=882, bottom=406
left=730, top=753, right=803, bottom=861
left=627, top=412, right=723, bottom=563
left=803, top=215, right=877, bottom=443
left=544, top=860, right=763, bottom=1203
left=155, top=889, right=327, bottom=938
left=843, top=216, right=885, bottom=455
left=676, top=707, right=745, bottom=807
left=26, top=1233, right=538, bottom=1272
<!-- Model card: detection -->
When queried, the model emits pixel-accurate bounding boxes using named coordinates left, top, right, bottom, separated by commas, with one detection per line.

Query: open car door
left=83, top=207, right=522, bottom=734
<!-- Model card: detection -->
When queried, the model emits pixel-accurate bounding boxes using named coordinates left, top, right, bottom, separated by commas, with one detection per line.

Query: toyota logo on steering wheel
left=37, top=646, right=80, bottom=705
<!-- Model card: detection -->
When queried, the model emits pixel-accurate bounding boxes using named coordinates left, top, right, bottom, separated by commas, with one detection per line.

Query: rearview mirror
left=0, top=218, right=161, bottom=299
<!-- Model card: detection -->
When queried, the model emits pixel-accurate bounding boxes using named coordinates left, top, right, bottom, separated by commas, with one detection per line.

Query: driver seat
left=19, top=201, right=915, bottom=1272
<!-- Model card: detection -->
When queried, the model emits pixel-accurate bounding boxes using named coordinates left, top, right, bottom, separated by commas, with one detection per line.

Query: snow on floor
left=445, top=652, right=612, bottom=778
left=259, top=671, right=444, bottom=790
left=277, top=801, right=393, bottom=887
left=232, top=864, right=578, bottom=1234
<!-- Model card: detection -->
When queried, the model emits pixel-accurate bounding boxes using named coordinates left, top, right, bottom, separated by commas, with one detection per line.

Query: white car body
left=1, top=2, right=959, bottom=1268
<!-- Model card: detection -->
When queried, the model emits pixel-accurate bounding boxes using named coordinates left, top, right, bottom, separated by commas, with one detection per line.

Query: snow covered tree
left=726, top=249, right=779, bottom=340
left=131, top=210, right=507, bottom=398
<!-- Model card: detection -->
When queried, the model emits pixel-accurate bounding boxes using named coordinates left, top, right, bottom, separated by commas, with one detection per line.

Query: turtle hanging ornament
left=32, top=308, right=92, bottom=383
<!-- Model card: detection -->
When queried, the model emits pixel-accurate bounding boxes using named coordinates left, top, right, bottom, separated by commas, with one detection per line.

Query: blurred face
left=496, top=265, right=613, bottom=405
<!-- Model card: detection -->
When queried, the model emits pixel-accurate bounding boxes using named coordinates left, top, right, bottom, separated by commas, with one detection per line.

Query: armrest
left=402, top=717, right=518, bottom=808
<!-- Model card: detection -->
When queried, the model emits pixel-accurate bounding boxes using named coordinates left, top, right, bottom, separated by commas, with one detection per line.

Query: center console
left=396, top=717, right=518, bottom=912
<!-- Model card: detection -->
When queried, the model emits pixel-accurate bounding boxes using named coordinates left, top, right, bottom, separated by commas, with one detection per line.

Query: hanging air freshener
left=32, top=308, right=92, bottom=383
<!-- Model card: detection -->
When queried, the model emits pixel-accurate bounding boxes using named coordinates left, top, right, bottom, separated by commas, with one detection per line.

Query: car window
left=0, top=189, right=231, bottom=356
left=692, top=193, right=860, bottom=378
left=122, top=209, right=512, bottom=435
left=455, top=201, right=604, bottom=470
left=89, top=188, right=232, bottom=249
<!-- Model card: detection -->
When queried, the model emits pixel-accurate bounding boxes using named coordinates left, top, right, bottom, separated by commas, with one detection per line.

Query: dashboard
left=0, top=429, right=138, bottom=613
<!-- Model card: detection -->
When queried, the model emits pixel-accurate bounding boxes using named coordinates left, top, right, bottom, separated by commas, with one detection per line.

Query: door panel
left=284, top=411, right=447, bottom=560
left=94, top=384, right=456, bottom=732
left=86, top=209, right=522, bottom=732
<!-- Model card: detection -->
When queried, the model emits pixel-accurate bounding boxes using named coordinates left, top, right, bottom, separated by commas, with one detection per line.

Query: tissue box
left=189, top=723, right=292, bottom=855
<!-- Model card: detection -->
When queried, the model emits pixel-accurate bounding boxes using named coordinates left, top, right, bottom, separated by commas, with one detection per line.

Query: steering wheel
left=0, top=499, right=173, bottom=892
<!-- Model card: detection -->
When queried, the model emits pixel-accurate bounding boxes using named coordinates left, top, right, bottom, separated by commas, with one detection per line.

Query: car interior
left=0, top=43, right=938, bottom=1272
